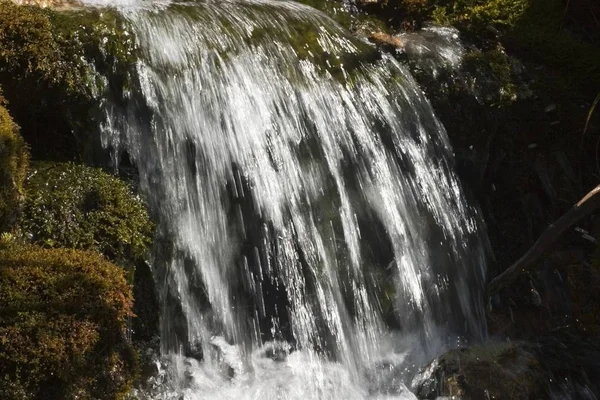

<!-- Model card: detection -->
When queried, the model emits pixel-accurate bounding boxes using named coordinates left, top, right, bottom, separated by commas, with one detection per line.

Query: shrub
left=0, top=244, right=136, bottom=400
left=0, top=93, right=28, bottom=232
left=21, top=163, right=153, bottom=266
left=0, top=1, right=87, bottom=90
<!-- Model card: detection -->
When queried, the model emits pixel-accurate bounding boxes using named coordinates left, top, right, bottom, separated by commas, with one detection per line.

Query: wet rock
left=368, top=32, right=405, bottom=52
left=262, top=341, right=291, bottom=362
left=356, top=0, right=380, bottom=5
left=133, top=260, right=160, bottom=342
left=413, top=342, right=547, bottom=400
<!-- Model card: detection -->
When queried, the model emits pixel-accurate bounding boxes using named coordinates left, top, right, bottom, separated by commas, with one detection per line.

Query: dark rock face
left=413, top=342, right=547, bottom=400
left=414, top=331, right=600, bottom=400
left=132, top=260, right=160, bottom=343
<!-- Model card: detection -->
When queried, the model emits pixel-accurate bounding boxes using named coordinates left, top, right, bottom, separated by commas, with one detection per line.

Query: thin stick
left=488, top=185, right=600, bottom=296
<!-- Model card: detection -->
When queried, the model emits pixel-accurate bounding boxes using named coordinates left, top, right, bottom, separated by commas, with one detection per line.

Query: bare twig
left=584, top=92, right=600, bottom=137
left=488, top=185, right=600, bottom=296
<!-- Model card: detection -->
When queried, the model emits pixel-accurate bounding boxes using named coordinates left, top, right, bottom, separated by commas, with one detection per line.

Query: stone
left=413, top=342, right=547, bottom=400
left=368, top=32, right=405, bottom=52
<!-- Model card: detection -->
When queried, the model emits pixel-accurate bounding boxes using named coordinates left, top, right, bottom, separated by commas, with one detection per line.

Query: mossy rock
left=461, top=46, right=517, bottom=106
left=20, top=162, right=153, bottom=266
left=414, top=342, right=548, bottom=399
left=0, top=94, right=28, bottom=232
left=0, top=244, right=137, bottom=400
left=0, top=0, right=136, bottom=161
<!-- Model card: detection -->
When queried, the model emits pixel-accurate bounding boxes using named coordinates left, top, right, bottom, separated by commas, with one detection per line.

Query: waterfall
left=93, top=0, right=488, bottom=397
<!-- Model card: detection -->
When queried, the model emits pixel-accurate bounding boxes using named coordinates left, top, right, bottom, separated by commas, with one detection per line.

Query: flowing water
left=89, top=0, right=488, bottom=397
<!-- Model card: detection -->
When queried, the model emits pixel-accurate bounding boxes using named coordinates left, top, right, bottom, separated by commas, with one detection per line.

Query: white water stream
left=89, top=1, right=488, bottom=397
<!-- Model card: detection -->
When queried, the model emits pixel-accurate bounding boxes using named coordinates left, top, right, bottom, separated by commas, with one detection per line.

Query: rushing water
left=92, top=0, right=488, bottom=398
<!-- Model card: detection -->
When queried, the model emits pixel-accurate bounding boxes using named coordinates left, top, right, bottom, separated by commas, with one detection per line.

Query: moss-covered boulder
left=0, top=244, right=137, bottom=400
left=0, top=94, right=28, bottom=233
left=414, top=342, right=548, bottom=399
left=20, top=163, right=153, bottom=266
left=0, top=0, right=135, bottom=161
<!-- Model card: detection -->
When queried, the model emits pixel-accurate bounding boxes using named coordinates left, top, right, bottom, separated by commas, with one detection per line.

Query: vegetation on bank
left=0, top=3, right=156, bottom=397
left=0, top=157, right=154, bottom=399
left=0, top=243, right=137, bottom=400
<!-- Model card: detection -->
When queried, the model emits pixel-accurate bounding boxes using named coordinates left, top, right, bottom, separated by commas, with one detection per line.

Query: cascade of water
left=93, top=0, right=488, bottom=397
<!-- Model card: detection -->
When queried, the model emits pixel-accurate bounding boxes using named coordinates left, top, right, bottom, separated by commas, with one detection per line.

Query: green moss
left=0, top=0, right=136, bottom=161
left=0, top=244, right=136, bottom=400
left=0, top=93, right=28, bottom=233
left=350, top=0, right=528, bottom=31
left=462, top=46, right=517, bottom=107
left=0, top=1, right=84, bottom=90
left=20, top=163, right=153, bottom=266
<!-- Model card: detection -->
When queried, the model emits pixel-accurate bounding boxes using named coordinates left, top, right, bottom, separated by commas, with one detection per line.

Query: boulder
left=368, top=31, right=405, bottom=51
left=413, top=342, right=547, bottom=400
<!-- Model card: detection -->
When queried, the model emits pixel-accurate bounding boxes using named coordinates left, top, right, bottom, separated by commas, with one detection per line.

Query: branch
left=487, top=185, right=600, bottom=296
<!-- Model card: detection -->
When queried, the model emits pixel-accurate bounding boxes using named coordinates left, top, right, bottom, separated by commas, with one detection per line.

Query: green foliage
left=405, top=0, right=600, bottom=93
left=350, top=0, right=528, bottom=31
left=430, top=0, right=528, bottom=30
left=21, top=163, right=153, bottom=266
left=0, top=244, right=136, bottom=400
left=0, top=1, right=87, bottom=90
left=0, top=93, right=28, bottom=232
left=0, top=0, right=136, bottom=160
left=345, top=0, right=600, bottom=94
